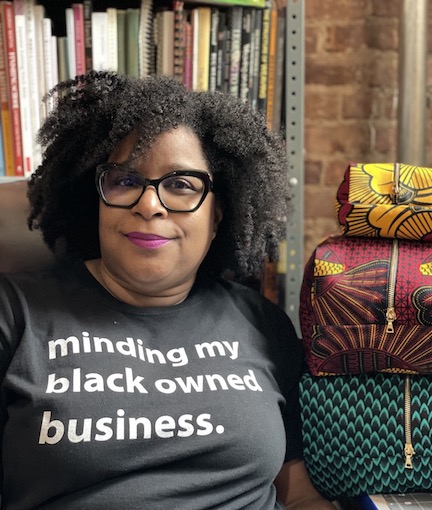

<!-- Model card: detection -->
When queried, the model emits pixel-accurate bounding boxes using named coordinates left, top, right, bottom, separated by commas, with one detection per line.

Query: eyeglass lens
left=100, top=167, right=207, bottom=211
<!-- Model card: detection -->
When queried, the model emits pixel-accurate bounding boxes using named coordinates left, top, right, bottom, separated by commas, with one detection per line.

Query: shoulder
left=215, top=277, right=296, bottom=334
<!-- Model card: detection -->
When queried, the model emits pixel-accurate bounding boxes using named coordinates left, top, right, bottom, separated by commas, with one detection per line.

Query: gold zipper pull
left=404, top=443, right=415, bottom=469
left=386, top=306, right=396, bottom=333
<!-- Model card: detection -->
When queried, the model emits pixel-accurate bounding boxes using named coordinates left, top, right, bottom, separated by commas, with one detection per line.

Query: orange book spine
left=266, top=1, right=278, bottom=130
left=1, top=1, right=23, bottom=176
left=0, top=4, right=14, bottom=175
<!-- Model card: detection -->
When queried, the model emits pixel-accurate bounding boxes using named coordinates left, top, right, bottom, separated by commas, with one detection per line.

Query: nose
left=132, top=186, right=168, bottom=219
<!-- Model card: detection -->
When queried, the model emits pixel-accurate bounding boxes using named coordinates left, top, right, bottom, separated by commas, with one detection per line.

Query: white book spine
left=106, top=8, right=118, bottom=72
left=65, top=7, right=76, bottom=79
left=42, top=17, right=55, bottom=113
left=91, top=12, right=109, bottom=71
left=14, top=4, right=34, bottom=176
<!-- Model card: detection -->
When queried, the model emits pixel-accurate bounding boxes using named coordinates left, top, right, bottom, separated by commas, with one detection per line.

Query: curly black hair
left=28, top=71, right=291, bottom=279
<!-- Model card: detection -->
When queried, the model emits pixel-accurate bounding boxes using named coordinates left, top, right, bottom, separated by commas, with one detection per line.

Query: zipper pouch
left=300, top=372, right=432, bottom=499
left=300, top=235, right=432, bottom=376
left=336, top=162, right=432, bottom=241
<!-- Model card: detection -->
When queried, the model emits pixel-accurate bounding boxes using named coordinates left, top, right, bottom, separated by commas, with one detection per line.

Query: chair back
left=0, top=180, right=54, bottom=273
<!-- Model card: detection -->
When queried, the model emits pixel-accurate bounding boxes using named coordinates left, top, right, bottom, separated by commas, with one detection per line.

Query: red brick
left=305, top=124, right=371, bottom=155
left=306, top=0, right=371, bottom=20
left=305, top=91, right=340, bottom=120
left=324, top=159, right=350, bottom=186
left=366, top=20, right=398, bottom=51
left=372, top=0, right=400, bottom=17
left=342, top=91, right=373, bottom=119
left=368, top=53, right=398, bottom=87
left=304, top=160, right=322, bottom=185
left=325, top=25, right=367, bottom=52
left=306, top=56, right=371, bottom=86
left=304, top=186, right=338, bottom=219
left=305, top=26, right=319, bottom=54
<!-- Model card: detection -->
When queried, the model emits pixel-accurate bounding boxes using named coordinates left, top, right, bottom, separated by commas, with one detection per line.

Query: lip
left=126, top=232, right=172, bottom=250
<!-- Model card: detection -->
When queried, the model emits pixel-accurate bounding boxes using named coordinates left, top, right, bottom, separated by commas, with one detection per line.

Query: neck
left=84, top=259, right=193, bottom=307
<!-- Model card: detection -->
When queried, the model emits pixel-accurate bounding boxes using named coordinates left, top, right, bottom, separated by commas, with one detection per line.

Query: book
left=0, top=3, right=15, bottom=175
left=91, top=11, right=108, bottom=71
left=358, top=493, right=432, bottom=510
left=248, top=7, right=261, bottom=109
left=265, top=0, right=278, bottom=129
left=106, top=7, right=118, bottom=71
left=186, top=0, right=265, bottom=6
left=155, top=9, right=174, bottom=78
left=215, top=10, right=227, bottom=92
left=14, top=0, right=34, bottom=175
left=125, top=8, right=140, bottom=77
left=173, top=1, right=185, bottom=83
left=195, top=7, right=211, bottom=91
left=116, top=9, right=126, bottom=75
left=1, top=0, right=24, bottom=176
left=138, top=0, right=154, bottom=77
left=183, top=12, right=193, bottom=88
left=72, top=3, right=86, bottom=75
left=57, top=36, right=68, bottom=82
left=33, top=4, right=46, bottom=118
left=83, top=0, right=93, bottom=72
left=239, top=7, right=252, bottom=102
left=0, top=117, right=5, bottom=176
left=65, top=7, right=76, bottom=79
left=42, top=16, right=56, bottom=113
left=208, top=8, right=218, bottom=92
left=257, top=0, right=271, bottom=114
left=228, top=6, right=243, bottom=98
left=271, top=0, right=286, bottom=132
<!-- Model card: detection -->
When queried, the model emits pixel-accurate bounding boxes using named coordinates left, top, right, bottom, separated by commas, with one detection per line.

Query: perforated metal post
left=284, top=0, right=304, bottom=337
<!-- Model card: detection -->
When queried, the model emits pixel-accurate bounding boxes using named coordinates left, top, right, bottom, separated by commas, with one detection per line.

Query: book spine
left=83, top=0, right=93, bottom=72
left=24, top=0, right=41, bottom=168
left=191, top=8, right=199, bottom=90
left=208, top=8, right=218, bottom=92
left=183, top=15, right=192, bottom=88
left=215, top=11, right=227, bottom=92
left=72, top=3, right=85, bottom=75
left=42, top=17, right=55, bottom=113
left=0, top=4, right=14, bottom=175
left=265, top=1, right=278, bottom=130
left=196, top=7, right=211, bottom=91
left=248, top=8, right=261, bottom=110
left=239, top=8, right=252, bottom=102
left=116, top=9, right=126, bottom=75
left=272, top=4, right=286, bottom=132
left=57, top=36, right=68, bottom=82
left=125, top=8, right=140, bottom=77
left=138, top=0, right=154, bottom=77
left=14, top=0, right=34, bottom=175
left=65, top=7, right=76, bottom=79
left=228, top=6, right=242, bottom=98
left=0, top=117, right=5, bottom=176
left=1, top=1, right=24, bottom=176
left=33, top=4, right=46, bottom=119
left=107, top=7, right=118, bottom=72
left=91, top=11, right=108, bottom=71
left=173, top=0, right=185, bottom=83
left=257, top=0, right=271, bottom=114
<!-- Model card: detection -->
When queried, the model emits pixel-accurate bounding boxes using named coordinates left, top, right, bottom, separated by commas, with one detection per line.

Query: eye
left=112, top=172, right=142, bottom=188
left=162, top=176, right=203, bottom=194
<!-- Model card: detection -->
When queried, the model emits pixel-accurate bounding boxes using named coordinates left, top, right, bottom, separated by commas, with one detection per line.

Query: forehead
left=109, top=126, right=206, bottom=165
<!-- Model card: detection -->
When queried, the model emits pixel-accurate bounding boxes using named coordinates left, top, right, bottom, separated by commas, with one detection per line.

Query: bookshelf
left=0, top=0, right=305, bottom=328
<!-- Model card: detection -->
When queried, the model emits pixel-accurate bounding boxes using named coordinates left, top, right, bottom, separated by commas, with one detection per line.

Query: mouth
left=125, top=233, right=172, bottom=250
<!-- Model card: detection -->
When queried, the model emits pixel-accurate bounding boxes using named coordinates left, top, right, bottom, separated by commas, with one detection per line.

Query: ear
left=212, top=199, right=223, bottom=240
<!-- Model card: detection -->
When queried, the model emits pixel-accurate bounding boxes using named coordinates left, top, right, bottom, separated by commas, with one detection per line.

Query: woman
left=0, top=72, right=333, bottom=509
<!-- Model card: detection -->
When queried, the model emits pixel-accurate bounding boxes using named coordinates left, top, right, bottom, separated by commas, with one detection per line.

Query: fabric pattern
left=336, top=162, right=432, bottom=241
left=300, top=236, right=432, bottom=375
left=300, top=372, right=432, bottom=499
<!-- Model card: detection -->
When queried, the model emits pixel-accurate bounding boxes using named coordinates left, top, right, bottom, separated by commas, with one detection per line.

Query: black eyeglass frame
left=95, top=163, right=215, bottom=213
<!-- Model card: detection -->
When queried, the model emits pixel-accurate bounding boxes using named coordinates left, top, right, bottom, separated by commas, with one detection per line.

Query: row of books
left=0, top=0, right=286, bottom=177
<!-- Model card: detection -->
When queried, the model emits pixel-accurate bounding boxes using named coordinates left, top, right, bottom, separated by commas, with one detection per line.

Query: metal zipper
left=403, top=374, right=415, bottom=469
left=393, top=162, right=401, bottom=204
left=386, top=239, right=398, bottom=333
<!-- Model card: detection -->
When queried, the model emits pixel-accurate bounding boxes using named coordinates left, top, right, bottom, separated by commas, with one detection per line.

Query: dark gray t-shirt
left=0, top=260, right=303, bottom=509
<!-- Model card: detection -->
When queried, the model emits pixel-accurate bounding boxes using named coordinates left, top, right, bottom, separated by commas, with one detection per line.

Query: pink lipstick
left=126, top=233, right=171, bottom=250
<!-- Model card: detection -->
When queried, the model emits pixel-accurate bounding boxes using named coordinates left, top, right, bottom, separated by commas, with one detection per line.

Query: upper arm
left=274, top=459, right=335, bottom=509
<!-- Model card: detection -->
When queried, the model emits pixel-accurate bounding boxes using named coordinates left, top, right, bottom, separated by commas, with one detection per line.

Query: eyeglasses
left=95, top=163, right=214, bottom=213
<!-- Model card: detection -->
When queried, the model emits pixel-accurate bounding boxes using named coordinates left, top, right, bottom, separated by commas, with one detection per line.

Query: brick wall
left=302, top=0, right=431, bottom=261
